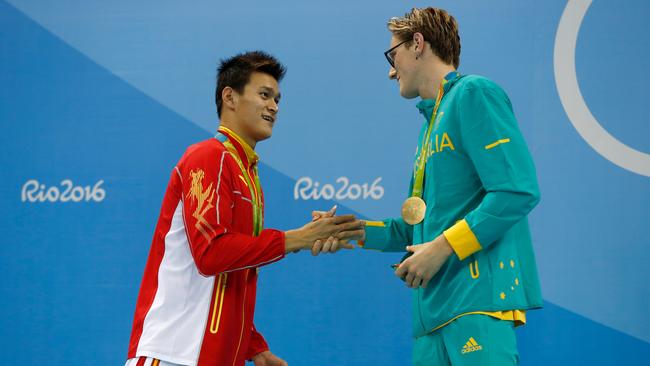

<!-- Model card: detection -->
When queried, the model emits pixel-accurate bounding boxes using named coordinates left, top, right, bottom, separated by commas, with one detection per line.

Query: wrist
left=284, top=229, right=306, bottom=253
left=436, top=234, right=454, bottom=257
left=251, top=351, right=266, bottom=363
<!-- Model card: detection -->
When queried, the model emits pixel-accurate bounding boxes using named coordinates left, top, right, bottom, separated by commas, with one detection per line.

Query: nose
left=388, top=67, right=397, bottom=80
left=267, top=99, right=278, bottom=115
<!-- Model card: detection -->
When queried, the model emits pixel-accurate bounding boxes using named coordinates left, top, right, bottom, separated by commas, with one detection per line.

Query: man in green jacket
left=360, top=7, right=542, bottom=366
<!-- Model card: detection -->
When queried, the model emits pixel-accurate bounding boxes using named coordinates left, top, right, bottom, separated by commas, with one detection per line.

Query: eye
left=260, top=91, right=269, bottom=98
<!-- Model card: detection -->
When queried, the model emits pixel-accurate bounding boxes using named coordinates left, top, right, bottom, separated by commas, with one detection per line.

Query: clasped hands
left=284, top=205, right=366, bottom=256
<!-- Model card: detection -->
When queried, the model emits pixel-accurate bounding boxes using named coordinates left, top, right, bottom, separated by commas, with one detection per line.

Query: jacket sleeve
left=443, top=84, right=540, bottom=260
left=245, top=324, right=270, bottom=360
left=361, top=167, right=417, bottom=252
left=360, top=218, right=412, bottom=252
left=179, top=146, right=285, bottom=275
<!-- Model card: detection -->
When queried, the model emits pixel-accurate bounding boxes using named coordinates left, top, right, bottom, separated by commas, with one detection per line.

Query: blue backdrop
left=1, top=0, right=649, bottom=364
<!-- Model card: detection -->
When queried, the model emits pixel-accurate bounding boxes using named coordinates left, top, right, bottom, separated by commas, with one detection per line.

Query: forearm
left=444, top=189, right=539, bottom=260
left=191, top=229, right=286, bottom=274
left=361, top=218, right=413, bottom=252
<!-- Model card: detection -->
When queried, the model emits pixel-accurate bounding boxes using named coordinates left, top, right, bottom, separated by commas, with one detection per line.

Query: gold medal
left=401, top=196, right=426, bottom=225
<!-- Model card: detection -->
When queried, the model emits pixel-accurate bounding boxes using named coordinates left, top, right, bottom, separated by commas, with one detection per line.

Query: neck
left=417, top=60, right=456, bottom=100
left=219, top=119, right=256, bottom=149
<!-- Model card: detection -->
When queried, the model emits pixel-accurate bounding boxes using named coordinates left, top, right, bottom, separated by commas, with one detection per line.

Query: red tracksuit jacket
left=127, top=126, right=286, bottom=365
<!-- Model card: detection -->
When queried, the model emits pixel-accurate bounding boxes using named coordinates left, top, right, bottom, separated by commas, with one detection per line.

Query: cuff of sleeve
left=246, top=347, right=269, bottom=361
left=359, top=221, right=386, bottom=250
left=443, top=219, right=482, bottom=260
left=245, top=333, right=269, bottom=360
left=261, top=229, right=287, bottom=261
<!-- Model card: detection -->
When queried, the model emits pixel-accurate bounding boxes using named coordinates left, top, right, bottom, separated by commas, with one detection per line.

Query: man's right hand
left=284, top=208, right=365, bottom=254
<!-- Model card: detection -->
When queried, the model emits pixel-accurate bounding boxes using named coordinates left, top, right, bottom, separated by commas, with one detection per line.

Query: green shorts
left=413, top=314, right=519, bottom=366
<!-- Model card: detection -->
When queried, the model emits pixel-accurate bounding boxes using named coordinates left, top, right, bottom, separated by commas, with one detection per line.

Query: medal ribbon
left=215, top=129, right=263, bottom=236
left=411, top=71, right=459, bottom=198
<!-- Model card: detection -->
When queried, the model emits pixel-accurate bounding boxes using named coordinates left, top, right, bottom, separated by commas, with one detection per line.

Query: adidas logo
left=461, top=337, right=483, bottom=354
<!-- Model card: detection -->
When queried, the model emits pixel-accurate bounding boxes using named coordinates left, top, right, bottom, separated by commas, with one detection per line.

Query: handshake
left=284, top=205, right=366, bottom=256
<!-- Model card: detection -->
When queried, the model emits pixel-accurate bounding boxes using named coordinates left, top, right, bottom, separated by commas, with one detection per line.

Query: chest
left=228, top=156, right=264, bottom=233
left=415, top=101, right=479, bottom=197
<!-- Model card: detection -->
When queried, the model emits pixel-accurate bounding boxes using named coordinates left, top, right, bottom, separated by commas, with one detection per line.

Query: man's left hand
left=394, top=235, right=454, bottom=288
left=251, top=350, right=288, bottom=366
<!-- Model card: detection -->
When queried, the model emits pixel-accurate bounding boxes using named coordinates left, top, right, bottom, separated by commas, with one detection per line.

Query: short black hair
left=215, top=51, right=287, bottom=117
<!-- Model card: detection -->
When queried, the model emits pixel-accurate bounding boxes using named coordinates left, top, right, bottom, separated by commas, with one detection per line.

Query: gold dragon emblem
left=187, top=169, right=216, bottom=240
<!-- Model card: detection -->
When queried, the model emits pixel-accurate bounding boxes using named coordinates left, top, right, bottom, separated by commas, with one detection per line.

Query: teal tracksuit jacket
left=363, top=73, right=543, bottom=338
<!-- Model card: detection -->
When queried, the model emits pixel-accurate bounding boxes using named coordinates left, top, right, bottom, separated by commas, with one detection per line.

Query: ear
left=412, top=32, right=425, bottom=53
left=222, top=86, right=238, bottom=111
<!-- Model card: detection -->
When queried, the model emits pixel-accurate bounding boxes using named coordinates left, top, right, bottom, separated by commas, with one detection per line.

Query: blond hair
left=388, top=7, right=461, bottom=68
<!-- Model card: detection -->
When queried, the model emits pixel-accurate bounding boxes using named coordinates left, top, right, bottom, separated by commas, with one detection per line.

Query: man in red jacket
left=125, top=51, right=364, bottom=366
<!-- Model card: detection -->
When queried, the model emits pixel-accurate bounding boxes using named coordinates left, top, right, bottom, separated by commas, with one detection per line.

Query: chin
left=399, top=83, right=418, bottom=99
left=260, top=133, right=272, bottom=141
left=400, top=89, right=419, bottom=99
left=255, top=129, right=273, bottom=142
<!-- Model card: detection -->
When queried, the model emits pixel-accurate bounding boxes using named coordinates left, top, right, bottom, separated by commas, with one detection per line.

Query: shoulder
left=454, top=74, right=511, bottom=106
left=181, top=138, right=227, bottom=160
left=177, top=138, right=233, bottom=172
left=456, top=74, right=504, bottom=93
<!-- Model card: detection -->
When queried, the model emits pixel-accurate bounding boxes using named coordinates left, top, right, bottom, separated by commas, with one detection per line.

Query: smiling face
left=228, top=71, right=281, bottom=145
left=387, top=35, right=421, bottom=99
